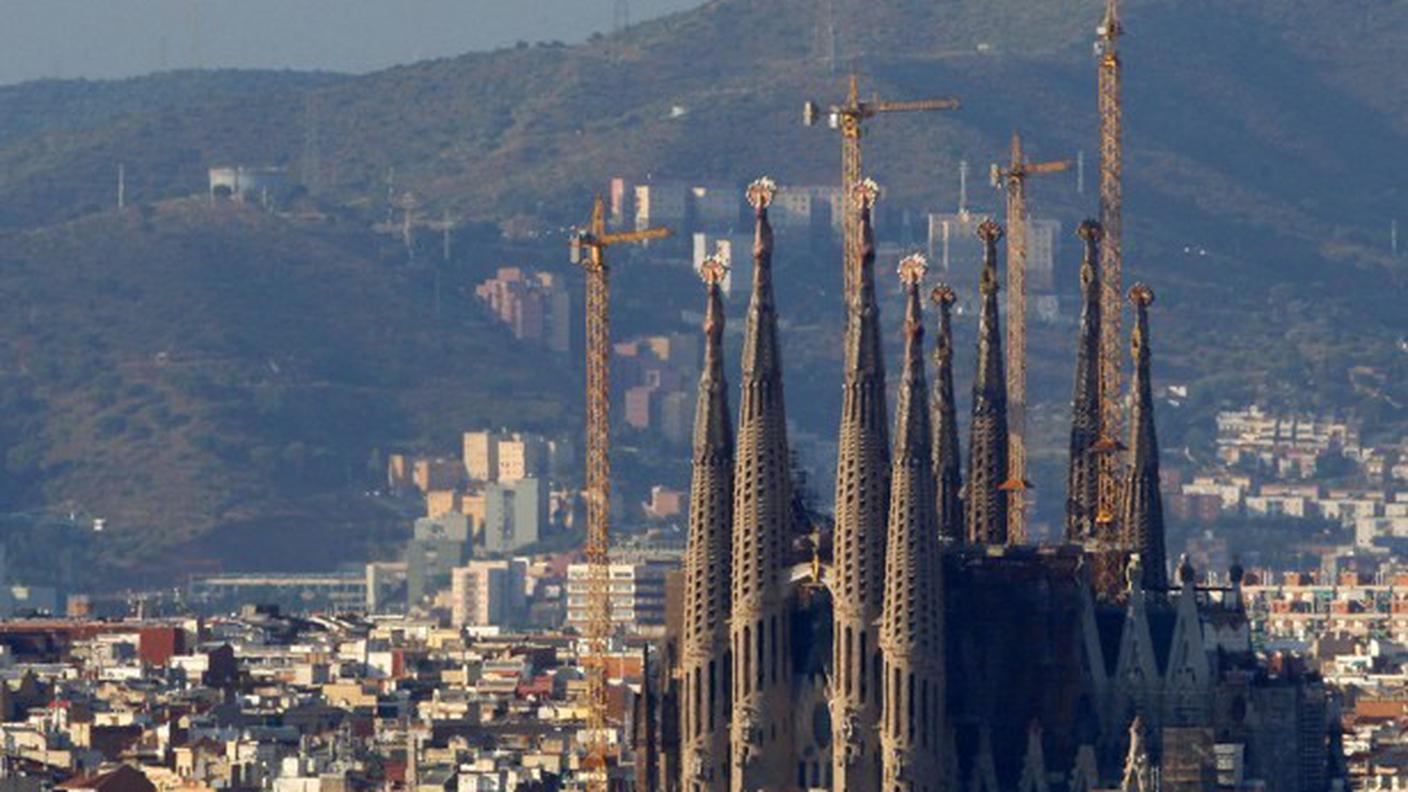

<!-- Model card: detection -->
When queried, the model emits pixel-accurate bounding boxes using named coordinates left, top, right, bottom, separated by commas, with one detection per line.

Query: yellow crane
left=569, top=196, right=671, bottom=791
left=1095, top=0, right=1125, bottom=527
left=804, top=74, right=959, bottom=297
left=992, top=132, right=1070, bottom=545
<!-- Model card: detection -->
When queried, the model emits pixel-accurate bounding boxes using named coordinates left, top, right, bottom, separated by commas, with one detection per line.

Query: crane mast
left=994, top=132, right=1070, bottom=545
left=805, top=75, right=959, bottom=298
left=1095, top=0, right=1125, bottom=529
left=570, top=197, right=670, bottom=792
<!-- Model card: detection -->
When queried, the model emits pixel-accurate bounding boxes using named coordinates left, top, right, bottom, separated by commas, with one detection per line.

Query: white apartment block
left=565, top=562, right=670, bottom=632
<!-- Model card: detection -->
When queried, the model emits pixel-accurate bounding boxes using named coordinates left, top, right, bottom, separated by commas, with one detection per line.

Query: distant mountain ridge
left=0, top=0, right=1402, bottom=581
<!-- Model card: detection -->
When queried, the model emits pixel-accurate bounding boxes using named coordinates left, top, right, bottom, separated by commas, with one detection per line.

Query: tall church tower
left=1066, top=221, right=1103, bottom=542
left=965, top=220, right=1010, bottom=545
left=880, top=255, right=947, bottom=792
left=680, top=256, right=734, bottom=791
left=930, top=284, right=963, bottom=544
left=831, top=179, right=890, bottom=791
left=729, top=178, right=796, bottom=790
left=1121, top=285, right=1168, bottom=592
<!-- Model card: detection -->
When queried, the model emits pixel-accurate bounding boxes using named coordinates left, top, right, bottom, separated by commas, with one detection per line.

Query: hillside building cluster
left=474, top=267, right=572, bottom=353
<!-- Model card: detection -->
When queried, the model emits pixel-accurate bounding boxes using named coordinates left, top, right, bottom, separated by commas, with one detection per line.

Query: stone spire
left=1121, top=285, right=1168, bottom=593
left=831, top=178, right=889, bottom=790
left=680, top=255, right=734, bottom=791
left=1066, top=220, right=1103, bottom=542
left=880, top=254, right=946, bottom=792
left=965, top=219, right=1010, bottom=545
left=930, top=283, right=963, bottom=544
left=728, top=177, right=795, bottom=791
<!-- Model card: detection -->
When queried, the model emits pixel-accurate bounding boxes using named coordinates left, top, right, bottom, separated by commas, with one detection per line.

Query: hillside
left=0, top=201, right=567, bottom=583
left=0, top=0, right=1403, bottom=581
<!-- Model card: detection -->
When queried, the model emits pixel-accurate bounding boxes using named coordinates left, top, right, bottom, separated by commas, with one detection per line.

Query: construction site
left=567, top=1, right=1347, bottom=790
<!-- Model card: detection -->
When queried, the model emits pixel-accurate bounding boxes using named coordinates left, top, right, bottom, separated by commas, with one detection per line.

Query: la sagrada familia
left=663, top=178, right=1342, bottom=791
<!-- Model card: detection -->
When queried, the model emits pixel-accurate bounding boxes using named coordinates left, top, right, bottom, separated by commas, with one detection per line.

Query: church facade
left=670, top=179, right=1338, bottom=792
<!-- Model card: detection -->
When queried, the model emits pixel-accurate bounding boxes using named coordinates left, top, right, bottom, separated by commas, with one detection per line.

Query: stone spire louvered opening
left=965, top=220, right=1010, bottom=545
left=680, top=256, right=734, bottom=791
left=881, top=255, right=946, bottom=791
left=931, top=283, right=963, bottom=545
left=728, top=178, right=795, bottom=791
left=831, top=180, right=890, bottom=790
left=1120, top=285, right=1168, bottom=593
left=1066, top=221, right=1103, bottom=542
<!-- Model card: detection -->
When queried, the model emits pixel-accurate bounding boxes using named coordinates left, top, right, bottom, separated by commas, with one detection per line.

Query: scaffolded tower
left=930, top=284, right=963, bottom=544
left=965, top=220, right=1010, bottom=545
left=728, top=178, right=795, bottom=791
left=1121, top=285, right=1168, bottom=593
left=880, top=254, right=947, bottom=792
left=830, top=178, right=890, bottom=791
left=1066, top=221, right=1104, bottom=542
left=680, top=256, right=735, bottom=791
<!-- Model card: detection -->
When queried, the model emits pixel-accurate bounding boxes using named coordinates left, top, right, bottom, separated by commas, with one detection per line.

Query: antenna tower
left=302, top=95, right=323, bottom=192
left=612, top=0, right=630, bottom=34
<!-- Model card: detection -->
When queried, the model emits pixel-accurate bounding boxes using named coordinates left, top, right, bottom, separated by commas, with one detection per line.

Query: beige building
left=413, top=458, right=462, bottom=493
left=463, top=431, right=500, bottom=482
left=497, top=435, right=547, bottom=484
left=425, top=490, right=461, bottom=520
left=462, top=431, right=548, bottom=484
left=450, top=560, right=528, bottom=627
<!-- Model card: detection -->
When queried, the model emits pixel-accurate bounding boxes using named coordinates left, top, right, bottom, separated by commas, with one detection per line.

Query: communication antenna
left=302, top=95, right=323, bottom=192
left=612, top=0, right=630, bottom=35
left=443, top=209, right=453, bottom=263
left=188, top=0, right=204, bottom=70
left=958, top=159, right=969, bottom=215
left=816, top=0, right=838, bottom=74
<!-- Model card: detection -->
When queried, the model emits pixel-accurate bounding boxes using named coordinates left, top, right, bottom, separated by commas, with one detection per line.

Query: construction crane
left=569, top=196, right=671, bottom=791
left=1094, top=0, right=1125, bottom=527
left=804, top=74, right=959, bottom=297
left=992, top=132, right=1070, bottom=545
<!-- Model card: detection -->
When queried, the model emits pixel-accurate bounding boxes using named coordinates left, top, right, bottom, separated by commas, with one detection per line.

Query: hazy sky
left=0, top=0, right=705, bottom=85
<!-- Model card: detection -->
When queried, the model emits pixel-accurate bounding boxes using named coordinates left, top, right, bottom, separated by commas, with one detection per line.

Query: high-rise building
left=474, top=268, right=571, bottom=353
left=404, top=513, right=472, bottom=606
left=483, top=478, right=545, bottom=555
left=450, top=560, right=528, bottom=627
left=497, top=434, right=547, bottom=484
left=566, top=562, right=670, bottom=632
left=463, top=431, right=501, bottom=482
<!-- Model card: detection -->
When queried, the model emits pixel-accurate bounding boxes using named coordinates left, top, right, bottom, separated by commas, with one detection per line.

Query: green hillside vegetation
left=0, top=0, right=1402, bottom=581
left=0, top=200, right=566, bottom=582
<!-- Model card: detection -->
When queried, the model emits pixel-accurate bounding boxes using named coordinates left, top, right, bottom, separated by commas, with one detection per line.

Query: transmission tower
left=612, top=0, right=630, bottom=34
left=1095, top=0, right=1125, bottom=528
left=804, top=75, right=960, bottom=299
left=992, top=132, right=1070, bottom=545
left=569, top=196, right=670, bottom=792
left=302, top=95, right=323, bottom=193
